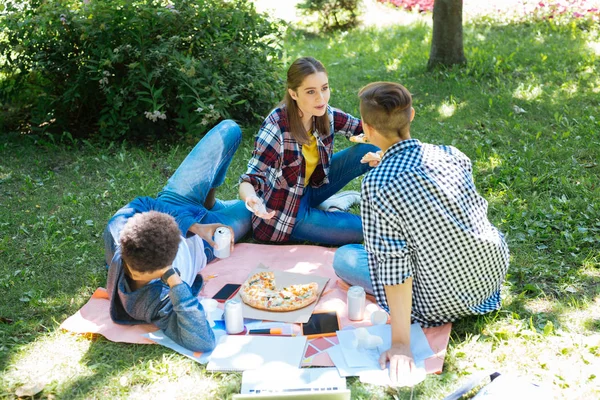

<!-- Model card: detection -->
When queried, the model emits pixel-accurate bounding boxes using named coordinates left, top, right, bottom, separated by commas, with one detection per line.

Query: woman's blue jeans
left=158, top=120, right=252, bottom=262
left=289, top=143, right=379, bottom=246
left=333, top=243, right=374, bottom=294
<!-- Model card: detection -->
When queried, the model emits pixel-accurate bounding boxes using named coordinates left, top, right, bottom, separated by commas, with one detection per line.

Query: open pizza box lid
left=233, top=264, right=330, bottom=324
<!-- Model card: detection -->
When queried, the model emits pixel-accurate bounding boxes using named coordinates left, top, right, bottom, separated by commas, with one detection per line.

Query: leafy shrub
left=297, top=0, right=362, bottom=31
left=0, top=0, right=284, bottom=141
left=377, top=0, right=433, bottom=13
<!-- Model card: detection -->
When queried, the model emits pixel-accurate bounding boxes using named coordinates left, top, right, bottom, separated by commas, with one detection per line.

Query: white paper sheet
left=327, top=344, right=382, bottom=377
left=142, top=329, right=227, bottom=364
left=206, top=335, right=307, bottom=372
left=330, top=323, right=431, bottom=387
left=336, top=323, right=434, bottom=368
left=327, top=344, right=425, bottom=387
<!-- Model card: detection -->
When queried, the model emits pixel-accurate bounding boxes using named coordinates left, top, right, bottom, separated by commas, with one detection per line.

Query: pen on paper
left=248, top=328, right=284, bottom=335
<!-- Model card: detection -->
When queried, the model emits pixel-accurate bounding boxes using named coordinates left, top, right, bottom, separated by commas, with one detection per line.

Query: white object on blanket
left=354, top=327, right=383, bottom=350
left=200, top=298, right=221, bottom=328
left=370, top=309, right=389, bottom=325
left=355, top=327, right=369, bottom=340
left=362, top=335, right=383, bottom=350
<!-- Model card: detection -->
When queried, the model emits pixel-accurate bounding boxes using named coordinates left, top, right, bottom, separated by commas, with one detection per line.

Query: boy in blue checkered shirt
left=333, top=82, right=509, bottom=385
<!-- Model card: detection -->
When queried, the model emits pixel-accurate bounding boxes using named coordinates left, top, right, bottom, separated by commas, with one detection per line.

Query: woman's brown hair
left=283, top=57, right=330, bottom=145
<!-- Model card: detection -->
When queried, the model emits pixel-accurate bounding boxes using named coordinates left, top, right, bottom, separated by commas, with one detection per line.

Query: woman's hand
left=361, top=151, right=383, bottom=167
left=379, top=343, right=424, bottom=387
left=190, top=223, right=234, bottom=252
left=245, top=195, right=276, bottom=220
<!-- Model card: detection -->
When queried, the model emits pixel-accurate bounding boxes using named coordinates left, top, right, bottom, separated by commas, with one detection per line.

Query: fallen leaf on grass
left=15, top=382, right=45, bottom=397
left=513, top=105, right=527, bottom=114
left=564, top=286, right=577, bottom=293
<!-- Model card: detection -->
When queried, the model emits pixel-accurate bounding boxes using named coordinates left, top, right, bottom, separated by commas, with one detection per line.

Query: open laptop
left=232, top=390, right=351, bottom=400
left=233, top=367, right=351, bottom=400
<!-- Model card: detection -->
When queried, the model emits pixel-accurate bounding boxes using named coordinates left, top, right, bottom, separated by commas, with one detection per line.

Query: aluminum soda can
left=224, top=298, right=244, bottom=334
left=347, top=286, right=366, bottom=321
left=213, top=227, right=231, bottom=259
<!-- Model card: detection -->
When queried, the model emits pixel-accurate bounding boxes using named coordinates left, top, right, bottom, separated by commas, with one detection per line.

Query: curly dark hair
left=120, top=211, right=181, bottom=273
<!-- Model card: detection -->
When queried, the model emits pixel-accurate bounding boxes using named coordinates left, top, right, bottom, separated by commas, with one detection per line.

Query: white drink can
left=347, top=286, right=366, bottom=321
left=224, top=298, right=244, bottom=334
left=213, top=227, right=231, bottom=259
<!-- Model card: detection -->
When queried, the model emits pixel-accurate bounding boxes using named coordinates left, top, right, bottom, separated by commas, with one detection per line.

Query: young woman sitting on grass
left=239, top=56, right=379, bottom=246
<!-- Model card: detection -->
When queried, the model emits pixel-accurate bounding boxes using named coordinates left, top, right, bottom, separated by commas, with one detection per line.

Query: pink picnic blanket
left=61, top=243, right=451, bottom=372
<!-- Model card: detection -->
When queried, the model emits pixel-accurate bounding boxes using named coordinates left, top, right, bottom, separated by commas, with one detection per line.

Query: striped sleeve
left=331, top=107, right=363, bottom=139
left=240, top=121, right=282, bottom=198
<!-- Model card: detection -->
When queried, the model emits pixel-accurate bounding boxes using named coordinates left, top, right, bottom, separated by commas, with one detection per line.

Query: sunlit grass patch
left=2, top=333, right=93, bottom=396
left=513, top=83, right=544, bottom=101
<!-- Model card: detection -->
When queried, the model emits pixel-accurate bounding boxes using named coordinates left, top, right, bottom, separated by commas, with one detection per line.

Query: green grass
left=2, top=10, right=600, bottom=400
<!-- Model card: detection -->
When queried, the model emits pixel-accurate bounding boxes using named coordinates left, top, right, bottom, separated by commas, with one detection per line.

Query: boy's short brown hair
left=120, top=211, right=181, bottom=273
left=358, top=82, right=412, bottom=138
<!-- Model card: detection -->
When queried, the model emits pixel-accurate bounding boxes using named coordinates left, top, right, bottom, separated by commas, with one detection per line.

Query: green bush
left=0, top=0, right=284, bottom=141
left=297, top=0, right=361, bottom=31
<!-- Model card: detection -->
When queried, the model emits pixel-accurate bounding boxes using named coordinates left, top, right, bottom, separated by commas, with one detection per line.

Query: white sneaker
left=316, top=190, right=361, bottom=212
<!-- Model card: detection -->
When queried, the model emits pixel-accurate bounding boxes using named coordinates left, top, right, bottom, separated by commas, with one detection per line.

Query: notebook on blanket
left=60, top=243, right=451, bottom=372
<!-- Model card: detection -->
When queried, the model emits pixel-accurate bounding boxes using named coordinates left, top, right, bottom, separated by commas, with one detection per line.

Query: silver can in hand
left=213, top=227, right=231, bottom=259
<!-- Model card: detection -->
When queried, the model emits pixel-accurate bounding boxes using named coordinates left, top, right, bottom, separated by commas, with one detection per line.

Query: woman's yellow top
left=302, top=131, right=319, bottom=185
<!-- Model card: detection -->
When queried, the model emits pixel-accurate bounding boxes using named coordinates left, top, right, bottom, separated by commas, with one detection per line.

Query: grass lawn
left=1, top=6, right=600, bottom=400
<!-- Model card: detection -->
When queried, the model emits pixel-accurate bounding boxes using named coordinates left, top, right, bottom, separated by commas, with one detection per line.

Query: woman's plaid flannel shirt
left=240, top=105, right=363, bottom=242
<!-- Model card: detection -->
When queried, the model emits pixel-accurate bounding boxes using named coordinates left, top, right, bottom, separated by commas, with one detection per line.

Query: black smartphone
left=301, top=310, right=340, bottom=338
left=212, top=283, right=241, bottom=303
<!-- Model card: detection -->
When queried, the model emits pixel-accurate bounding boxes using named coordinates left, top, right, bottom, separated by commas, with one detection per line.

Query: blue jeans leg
left=289, top=188, right=363, bottom=246
left=288, top=143, right=379, bottom=246
left=333, top=244, right=374, bottom=294
left=158, top=119, right=242, bottom=207
left=156, top=120, right=252, bottom=261
left=308, top=143, right=379, bottom=206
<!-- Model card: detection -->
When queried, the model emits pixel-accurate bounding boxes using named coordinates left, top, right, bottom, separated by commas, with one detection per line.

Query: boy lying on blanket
left=104, top=210, right=226, bottom=352
left=103, top=120, right=252, bottom=353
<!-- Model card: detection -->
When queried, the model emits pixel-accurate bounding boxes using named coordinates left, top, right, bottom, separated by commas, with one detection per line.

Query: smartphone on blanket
left=301, top=310, right=340, bottom=339
left=212, top=283, right=242, bottom=303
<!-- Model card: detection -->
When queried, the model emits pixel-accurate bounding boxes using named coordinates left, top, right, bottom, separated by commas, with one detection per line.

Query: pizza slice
left=240, top=272, right=319, bottom=312
left=349, top=133, right=369, bottom=143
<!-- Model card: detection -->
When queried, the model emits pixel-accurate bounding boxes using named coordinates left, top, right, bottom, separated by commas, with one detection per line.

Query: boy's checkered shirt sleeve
left=362, top=139, right=509, bottom=327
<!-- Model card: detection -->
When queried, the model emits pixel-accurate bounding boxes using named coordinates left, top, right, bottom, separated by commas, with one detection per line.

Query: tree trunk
left=427, top=0, right=467, bottom=69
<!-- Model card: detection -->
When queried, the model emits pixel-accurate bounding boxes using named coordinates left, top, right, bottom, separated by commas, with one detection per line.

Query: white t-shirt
left=171, top=235, right=207, bottom=286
